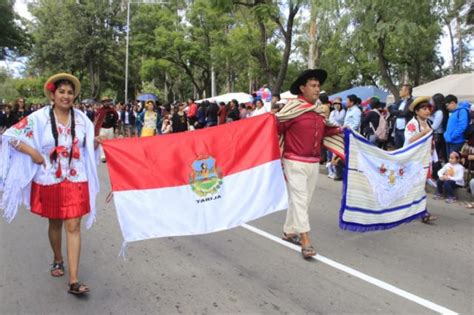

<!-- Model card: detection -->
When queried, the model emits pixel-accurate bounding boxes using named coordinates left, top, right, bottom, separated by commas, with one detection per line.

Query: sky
left=0, top=0, right=466, bottom=78
left=0, top=0, right=33, bottom=76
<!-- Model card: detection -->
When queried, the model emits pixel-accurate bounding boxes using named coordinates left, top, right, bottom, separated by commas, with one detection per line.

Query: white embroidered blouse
left=34, top=115, right=89, bottom=185
left=0, top=106, right=100, bottom=227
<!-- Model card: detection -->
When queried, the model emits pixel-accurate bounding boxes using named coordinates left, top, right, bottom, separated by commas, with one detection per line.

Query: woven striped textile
left=339, top=128, right=433, bottom=232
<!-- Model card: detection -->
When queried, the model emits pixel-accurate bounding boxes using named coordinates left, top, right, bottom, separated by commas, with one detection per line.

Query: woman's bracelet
left=9, top=139, right=22, bottom=150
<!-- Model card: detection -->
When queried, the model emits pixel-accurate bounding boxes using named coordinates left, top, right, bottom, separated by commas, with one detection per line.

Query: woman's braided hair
left=49, top=79, right=76, bottom=165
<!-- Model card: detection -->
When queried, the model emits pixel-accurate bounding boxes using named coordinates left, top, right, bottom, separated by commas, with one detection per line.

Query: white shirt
left=437, top=162, right=465, bottom=186
left=329, top=109, right=346, bottom=126
left=344, top=106, right=361, bottom=131
left=124, top=111, right=130, bottom=124
left=34, top=116, right=88, bottom=185
left=395, top=99, right=408, bottom=130
left=251, top=106, right=268, bottom=117
left=429, top=110, right=444, bottom=134
left=403, top=118, right=430, bottom=147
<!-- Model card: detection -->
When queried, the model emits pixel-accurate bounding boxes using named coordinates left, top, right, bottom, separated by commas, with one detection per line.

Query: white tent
left=196, top=92, right=253, bottom=104
left=386, top=72, right=474, bottom=104
left=280, top=90, right=297, bottom=100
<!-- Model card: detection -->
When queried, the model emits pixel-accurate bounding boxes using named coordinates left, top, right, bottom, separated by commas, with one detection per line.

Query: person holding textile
left=0, top=73, right=100, bottom=295
left=276, top=69, right=340, bottom=259
left=404, top=96, right=437, bottom=223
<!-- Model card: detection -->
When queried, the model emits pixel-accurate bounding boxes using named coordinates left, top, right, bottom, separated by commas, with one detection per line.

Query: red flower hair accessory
left=46, top=82, right=56, bottom=93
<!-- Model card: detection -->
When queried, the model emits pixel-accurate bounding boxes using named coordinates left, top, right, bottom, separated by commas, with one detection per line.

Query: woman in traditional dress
left=140, top=100, right=159, bottom=137
left=0, top=73, right=100, bottom=295
left=403, top=96, right=437, bottom=223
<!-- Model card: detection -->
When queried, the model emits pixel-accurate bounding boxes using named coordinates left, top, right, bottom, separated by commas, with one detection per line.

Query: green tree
left=212, top=0, right=302, bottom=95
left=0, top=68, right=19, bottom=102
left=28, top=0, right=126, bottom=99
left=0, top=0, right=30, bottom=60
left=347, top=0, right=442, bottom=101
left=437, top=0, right=473, bottom=73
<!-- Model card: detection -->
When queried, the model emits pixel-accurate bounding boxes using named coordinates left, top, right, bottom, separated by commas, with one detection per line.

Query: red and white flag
left=103, top=113, right=287, bottom=244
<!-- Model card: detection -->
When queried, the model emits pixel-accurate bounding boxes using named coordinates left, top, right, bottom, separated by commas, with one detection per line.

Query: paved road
left=1, top=164, right=472, bottom=314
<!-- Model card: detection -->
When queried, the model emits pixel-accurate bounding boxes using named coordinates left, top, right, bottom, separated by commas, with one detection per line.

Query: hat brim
left=290, top=69, right=327, bottom=95
left=408, top=96, right=431, bottom=112
left=44, top=73, right=81, bottom=101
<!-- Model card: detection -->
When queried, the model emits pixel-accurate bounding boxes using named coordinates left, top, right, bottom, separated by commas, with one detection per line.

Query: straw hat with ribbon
left=408, top=96, right=431, bottom=112
left=43, top=73, right=81, bottom=101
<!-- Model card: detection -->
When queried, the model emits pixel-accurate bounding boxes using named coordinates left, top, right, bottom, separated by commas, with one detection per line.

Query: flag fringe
left=118, top=241, right=128, bottom=260
left=339, top=210, right=427, bottom=232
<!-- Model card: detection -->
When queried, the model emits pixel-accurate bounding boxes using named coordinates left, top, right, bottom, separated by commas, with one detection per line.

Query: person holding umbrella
left=139, top=100, right=159, bottom=137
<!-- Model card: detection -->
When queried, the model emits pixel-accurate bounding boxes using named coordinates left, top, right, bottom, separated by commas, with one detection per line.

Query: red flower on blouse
left=13, top=118, right=28, bottom=129
left=399, top=168, right=405, bottom=176
left=69, top=169, right=77, bottom=176
left=406, top=123, right=416, bottom=132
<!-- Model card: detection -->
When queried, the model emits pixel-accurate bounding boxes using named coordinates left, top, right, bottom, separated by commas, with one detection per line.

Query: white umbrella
left=280, top=90, right=297, bottom=100
left=196, top=92, right=253, bottom=104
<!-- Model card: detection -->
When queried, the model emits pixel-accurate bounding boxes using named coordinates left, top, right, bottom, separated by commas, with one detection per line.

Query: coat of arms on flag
left=339, top=128, right=433, bottom=232
left=102, top=113, right=288, bottom=247
left=189, top=156, right=223, bottom=199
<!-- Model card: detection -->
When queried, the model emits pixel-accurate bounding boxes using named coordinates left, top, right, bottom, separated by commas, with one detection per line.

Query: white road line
left=241, top=223, right=458, bottom=315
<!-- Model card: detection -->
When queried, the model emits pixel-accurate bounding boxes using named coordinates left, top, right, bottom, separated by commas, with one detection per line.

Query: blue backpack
left=457, top=108, right=473, bottom=139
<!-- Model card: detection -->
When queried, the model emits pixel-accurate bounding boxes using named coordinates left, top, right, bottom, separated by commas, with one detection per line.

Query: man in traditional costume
left=0, top=73, right=100, bottom=295
left=276, top=69, right=341, bottom=259
left=94, top=96, right=118, bottom=162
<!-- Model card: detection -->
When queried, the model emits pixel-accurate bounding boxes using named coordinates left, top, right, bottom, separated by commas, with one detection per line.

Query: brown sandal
left=282, top=233, right=301, bottom=246
left=301, top=245, right=316, bottom=259
left=50, top=262, right=64, bottom=277
left=421, top=214, right=438, bottom=224
left=68, top=282, right=90, bottom=295
left=465, top=202, right=474, bottom=209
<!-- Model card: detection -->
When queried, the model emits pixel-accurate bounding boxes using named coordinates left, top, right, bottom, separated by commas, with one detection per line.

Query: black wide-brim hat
left=290, top=69, right=327, bottom=95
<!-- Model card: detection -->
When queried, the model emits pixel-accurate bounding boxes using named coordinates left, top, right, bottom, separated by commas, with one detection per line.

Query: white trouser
left=99, top=127, right=115, bottom=159
left=283, top=158, right=319, bottom=234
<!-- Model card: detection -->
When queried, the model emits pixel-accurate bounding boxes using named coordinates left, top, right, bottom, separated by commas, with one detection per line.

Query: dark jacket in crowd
left=206, top=103, right=219, bottom=126
left=86, top=109, right=95, bottom=122
left=1, top=113, right=18, bottom=128
left=227, top=107, right=240, bottom=122
left=389, top=96, right=414, bottom=129
left=361, top=109, right=382, bottom=136
left=171, top=112, right=188, bottom=133
left=120, top=109, right=136, bottom=126
left=196, top=106, right=207, bottom=128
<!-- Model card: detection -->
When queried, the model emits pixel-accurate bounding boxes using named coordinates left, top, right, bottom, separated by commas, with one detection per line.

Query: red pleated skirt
left=30, top=180, right=90, bottom=219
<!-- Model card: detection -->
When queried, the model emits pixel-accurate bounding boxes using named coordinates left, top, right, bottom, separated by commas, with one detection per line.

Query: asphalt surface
left=1, top=164, right=473, bottom=315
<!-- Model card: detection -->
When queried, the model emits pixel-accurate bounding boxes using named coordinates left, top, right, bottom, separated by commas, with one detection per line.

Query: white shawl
left=0, top=106, right=100, bottom=228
